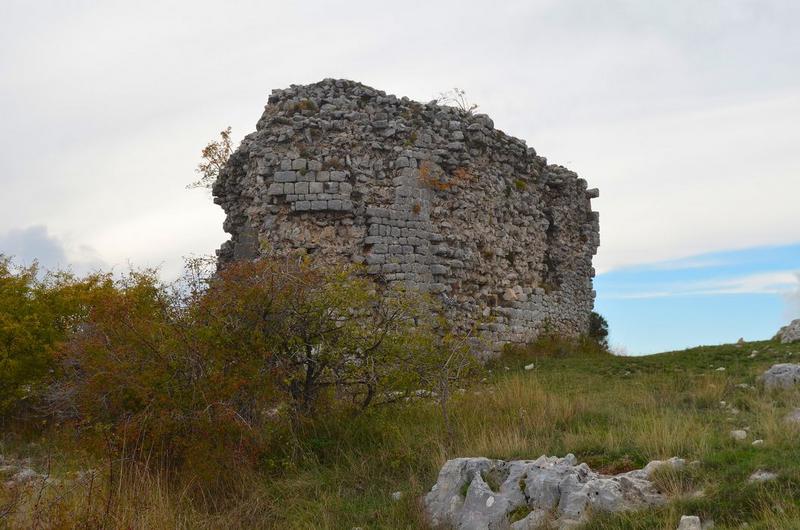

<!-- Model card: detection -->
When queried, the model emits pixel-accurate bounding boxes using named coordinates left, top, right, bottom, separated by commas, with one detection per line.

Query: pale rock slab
left=775, top=319, right=800, bottom=344
left=424, top=454, right=685, bottom=529
left=760, top=364, right=800, bottom=390
left=677, top=515, right=702, bottom=530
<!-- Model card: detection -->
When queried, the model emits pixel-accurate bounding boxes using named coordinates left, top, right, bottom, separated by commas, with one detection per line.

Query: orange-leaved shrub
left=50, top=254, right=455, bottom=487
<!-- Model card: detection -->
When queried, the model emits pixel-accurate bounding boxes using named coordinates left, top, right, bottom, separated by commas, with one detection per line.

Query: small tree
left=51, top=255, right=462, bottom=485
left=187, top=126, right=233, bottom=189
left=588, top=311, right=609, bottom=349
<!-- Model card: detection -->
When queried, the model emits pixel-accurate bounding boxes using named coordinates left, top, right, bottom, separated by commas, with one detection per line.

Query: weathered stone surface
left=214, top=79, right=600, bottom=351
left=677, top=515, right=701, bottom=530
left=730, top=429, right=747, bottom=441
left=423, top=454, right=684, bottom=529
left=776, top=319, right=800, bottom=344
left=759, top=363, right=800, bottom=390
left=785, top=408, right=800, bottom=425
left=748, top=470, right=778, bottom=483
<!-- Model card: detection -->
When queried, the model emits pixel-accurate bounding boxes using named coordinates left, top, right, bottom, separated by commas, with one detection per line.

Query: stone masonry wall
left=213, top=79, right=600, bottom=351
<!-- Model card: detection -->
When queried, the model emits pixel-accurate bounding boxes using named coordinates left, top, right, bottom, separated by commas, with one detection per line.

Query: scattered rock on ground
left=748, top=470, right=778, bottom=483
left=751, top=439, right=764, bottom=446
left=678, top=515, right=702, bottom=530
left=784, top=408, right=800, bottom=425
left=391, top=491, right=403, bottom=501
left=424, top=454, right=685, bottom=529
left=775, top=319, right=800, bottom=344
left=524, top=363, right=535, bottom=371
left=730, top=430, right=747, bottom=441
left=759, top=364, right=800, bottom=390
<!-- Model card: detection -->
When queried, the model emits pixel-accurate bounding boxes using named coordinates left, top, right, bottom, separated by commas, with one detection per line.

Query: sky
left=0, top=0, right=798, bottom=354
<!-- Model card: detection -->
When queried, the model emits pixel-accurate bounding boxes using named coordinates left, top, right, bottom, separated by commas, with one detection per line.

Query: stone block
left=267, top=183, right=284, bottom=195
left=274, top=171, right=296, bottom=183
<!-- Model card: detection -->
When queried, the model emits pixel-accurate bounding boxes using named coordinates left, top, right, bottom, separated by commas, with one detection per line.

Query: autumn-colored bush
left=0, top=256, right=106, bottom=419
left=49, top=255, right=461, bottom=488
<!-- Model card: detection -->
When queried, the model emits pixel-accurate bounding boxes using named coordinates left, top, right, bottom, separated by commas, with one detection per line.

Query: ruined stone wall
left=213, top=79, right=599, bottom=350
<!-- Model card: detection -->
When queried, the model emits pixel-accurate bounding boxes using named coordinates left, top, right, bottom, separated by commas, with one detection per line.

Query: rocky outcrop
left=760, top=363, right=800, bottom=390
left=213, top=79, right=599, bottom=351
left=776, top=319, right=800, bottom=344
left=423, top=454, right=684, bottom=529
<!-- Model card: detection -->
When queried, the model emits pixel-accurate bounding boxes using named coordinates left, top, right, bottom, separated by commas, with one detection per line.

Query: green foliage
left=0, top=256, right=106, bottom=417
left=188, top=126, right=233, bottom=189
left=404, top=130, right=418, bottom=146
left=5, top=338, right=800, bottom=527
left=508, top=505, right=533, bottom=523
left=49, top=255, right=461, bottom=488
left=514, top=178, right=527, bottom=191
left=589, top=311, right=610, bottom=349
left=500, top=332, right=611, bottom=364
left=500, top=313, right=611, bottom=364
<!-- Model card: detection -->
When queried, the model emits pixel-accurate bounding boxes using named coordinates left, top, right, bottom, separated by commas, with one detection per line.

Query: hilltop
left=3, top=337, right=800, bottom=528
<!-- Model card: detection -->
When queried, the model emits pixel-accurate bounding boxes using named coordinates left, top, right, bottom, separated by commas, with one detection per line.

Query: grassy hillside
left=3, top=339, right=800, bottom=529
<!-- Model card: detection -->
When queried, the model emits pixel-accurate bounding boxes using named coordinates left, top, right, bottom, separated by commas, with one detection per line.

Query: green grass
left=4, top=339, right=800, bottom=528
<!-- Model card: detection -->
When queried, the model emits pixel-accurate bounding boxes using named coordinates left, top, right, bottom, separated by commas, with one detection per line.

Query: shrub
left=588, top=311, right=609, bottom=349
left=0, top=256, right=105, bottom=418
left=50, top=255, right=460, bottom=486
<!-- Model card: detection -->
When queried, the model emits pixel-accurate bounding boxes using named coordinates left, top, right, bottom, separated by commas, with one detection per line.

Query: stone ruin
left=213, top=79, right=599, bottom=351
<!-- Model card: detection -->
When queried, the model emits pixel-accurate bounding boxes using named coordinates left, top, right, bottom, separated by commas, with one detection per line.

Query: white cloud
left=0, top=1, right=799, bottom=276
left=607, top=270, right=798, bottom=300
left=537, top=92, right=800, bottom=274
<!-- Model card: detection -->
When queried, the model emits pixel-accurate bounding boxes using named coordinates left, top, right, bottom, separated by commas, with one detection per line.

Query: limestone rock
left=748, top=470, right=778, bottom=483
left=785, top=408, right=800, bottom=425
left=678, top=515, right=702, bottom=530
left=10, top=468, right=38, bottom=484
left=775, top=319, right=800, bottom=344
left=510, top=509, right=548, bottom=529
left=730, top=430, right=747, bottom=441
left=424, top=454, right=685, bottom=529
left=759, top=364, right=800, bottom=390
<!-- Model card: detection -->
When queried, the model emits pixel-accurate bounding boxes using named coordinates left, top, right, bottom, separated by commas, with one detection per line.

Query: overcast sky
left=1, top=1, right=798, bottom=352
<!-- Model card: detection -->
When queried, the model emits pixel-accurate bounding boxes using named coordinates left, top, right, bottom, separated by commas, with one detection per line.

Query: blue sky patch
left=595, top=243, right=800, bottom=354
